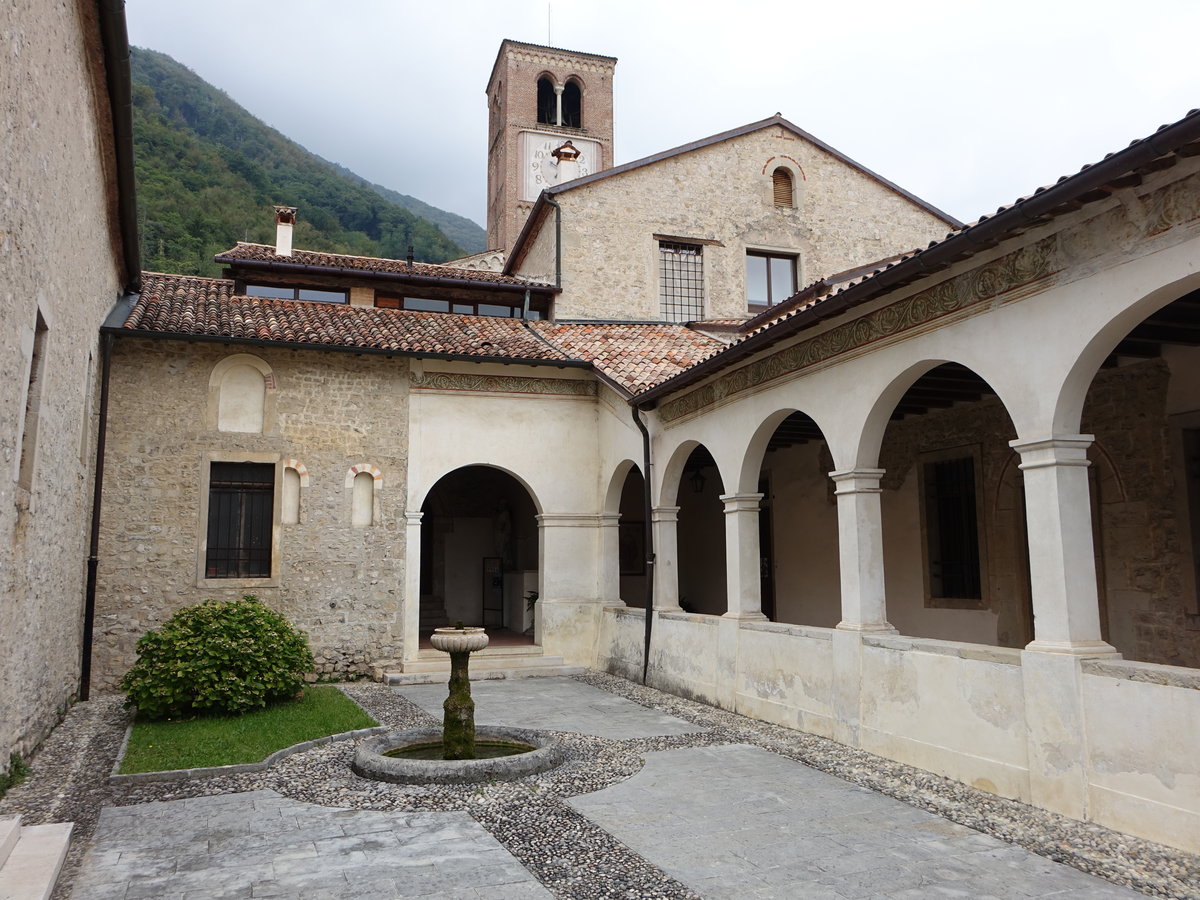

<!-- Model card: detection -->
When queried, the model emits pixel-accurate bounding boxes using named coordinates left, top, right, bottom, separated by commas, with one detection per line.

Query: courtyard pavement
left=63, top=677, right=1154, bottom=899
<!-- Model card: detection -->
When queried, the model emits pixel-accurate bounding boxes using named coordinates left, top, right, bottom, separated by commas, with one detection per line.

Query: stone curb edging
left=109, top=724, right=388, bottom=785
left=108, top=688, right=388, bottom=785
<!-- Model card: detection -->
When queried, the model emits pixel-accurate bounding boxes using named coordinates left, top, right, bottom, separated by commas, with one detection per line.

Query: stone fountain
left=352, top=625, right=564, bottom=784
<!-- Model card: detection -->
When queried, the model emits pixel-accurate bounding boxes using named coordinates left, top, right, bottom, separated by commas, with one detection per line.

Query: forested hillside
left=131, top=48, right=483, bottom=277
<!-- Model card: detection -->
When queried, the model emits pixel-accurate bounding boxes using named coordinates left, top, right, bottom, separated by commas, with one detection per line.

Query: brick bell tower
left=486, top=40, right=616, bottom=254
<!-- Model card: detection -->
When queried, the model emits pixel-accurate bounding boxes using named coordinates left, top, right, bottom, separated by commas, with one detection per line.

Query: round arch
left=736, top=406, right=831, bottom=494
left=410, top=463, right=543, bottom=517
left=604, top=459, right=642, bottom=514
left=1054, top=271, right=1200, bottom=435
left=852, top=357, right=1022, bottom=468
left=657, top=439, right=703, bottom=508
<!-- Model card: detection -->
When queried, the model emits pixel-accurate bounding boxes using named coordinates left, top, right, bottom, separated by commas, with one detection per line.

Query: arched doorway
left=419, top=466, right=538, bottom=645
left=609, top=463, right=648, bottom=608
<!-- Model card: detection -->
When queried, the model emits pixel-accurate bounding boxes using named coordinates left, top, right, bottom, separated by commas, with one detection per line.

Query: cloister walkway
left=6, top=677, right=1187, bottom=899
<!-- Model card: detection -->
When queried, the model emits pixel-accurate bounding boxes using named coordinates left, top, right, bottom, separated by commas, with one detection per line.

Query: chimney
left=273, top=205, right=297, bottom=257
left=551, top=141, right=582, bottom=185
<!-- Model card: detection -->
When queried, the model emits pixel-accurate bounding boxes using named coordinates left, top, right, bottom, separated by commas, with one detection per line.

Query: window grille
left=772, top=168, right=794, bottom=208
left=206, top=462, right=274, bottom=578
left=923, top=456, right=981, bottom=600
left=659, top=241, right=704, bottom=322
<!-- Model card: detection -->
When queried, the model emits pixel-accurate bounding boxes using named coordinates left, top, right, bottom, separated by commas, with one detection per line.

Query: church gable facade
left=507, top=117, right=961, bottom=322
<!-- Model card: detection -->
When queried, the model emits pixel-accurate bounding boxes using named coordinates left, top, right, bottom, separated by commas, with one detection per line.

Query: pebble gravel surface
left=0, top=672, right=1196, bottom=900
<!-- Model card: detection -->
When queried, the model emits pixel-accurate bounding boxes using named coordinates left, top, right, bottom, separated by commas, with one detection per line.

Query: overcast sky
left=125, top=0, right=1199, bottom=231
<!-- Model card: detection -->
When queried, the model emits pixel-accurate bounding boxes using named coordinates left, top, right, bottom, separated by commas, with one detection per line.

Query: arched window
left=772, top=167, right=794, bottom=208
left=352, top=472, right=375, bottom=527
left=210, top=354, right=273, bottom=434
left=537, top=77, right=556, bottom=125
left=562, top=80, right=582, bottom=128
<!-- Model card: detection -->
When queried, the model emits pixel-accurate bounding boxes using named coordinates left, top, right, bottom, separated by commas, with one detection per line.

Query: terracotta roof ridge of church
left=632, top=106, right=1200, bottom=407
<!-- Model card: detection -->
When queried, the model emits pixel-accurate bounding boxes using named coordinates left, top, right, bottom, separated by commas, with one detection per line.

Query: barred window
left=206, top=462, right=274, bottom=578
left=659, top=241, right=704, bottom=322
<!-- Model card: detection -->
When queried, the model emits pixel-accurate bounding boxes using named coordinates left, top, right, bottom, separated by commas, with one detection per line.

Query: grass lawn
left=119, top=686, right=377, bottom=774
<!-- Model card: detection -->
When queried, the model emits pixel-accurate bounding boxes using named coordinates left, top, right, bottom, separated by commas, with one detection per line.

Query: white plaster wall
left=1081, top=661, right=1200, bottom=853
left=734, top=622, right=835, bottom=737
left=647, top=613, right=721, bottom=704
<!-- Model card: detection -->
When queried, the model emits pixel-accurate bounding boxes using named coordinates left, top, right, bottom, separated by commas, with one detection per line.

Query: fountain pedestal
left=429, top=626, right=489, bottom=761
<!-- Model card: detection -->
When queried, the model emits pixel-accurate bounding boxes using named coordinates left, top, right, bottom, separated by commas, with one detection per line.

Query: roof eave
left=214, top=255, right=559, bottom=294
left=102, top=324, right=593, bottom=369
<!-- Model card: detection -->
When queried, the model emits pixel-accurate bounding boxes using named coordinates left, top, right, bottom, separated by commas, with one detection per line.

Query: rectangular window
left=746, top=251, right=797, bottom=308
left=659, top=241, right=704, bottom=322
left=206, top=462, right=274, bottom=578
left=922, top=455, right=983, bottom=604
left=378, top=294, right=527, bottom=319
left=245, top=283, right=348, bottom=304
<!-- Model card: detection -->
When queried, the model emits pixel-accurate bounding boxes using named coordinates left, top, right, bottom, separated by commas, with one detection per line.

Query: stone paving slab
left=394, top=676, right=705, bottom=739
left=70, top=791, right=552, bottom=899
left=568, top=744, right=1147, bottom=900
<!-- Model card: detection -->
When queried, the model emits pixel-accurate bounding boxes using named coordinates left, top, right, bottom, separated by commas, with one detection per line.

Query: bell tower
left=486, top=40, right=616, bottom=254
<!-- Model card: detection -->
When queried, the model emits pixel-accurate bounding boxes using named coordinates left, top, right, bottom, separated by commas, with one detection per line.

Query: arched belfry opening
left=562, top=79, right=582, bottom=128
left=419, top=467, right=538, bottom=644
left=536, top=76, right=557, bottom=125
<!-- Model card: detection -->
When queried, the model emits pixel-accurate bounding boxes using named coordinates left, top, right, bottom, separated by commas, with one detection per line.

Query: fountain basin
left=352, top=726, right=564, bottom=784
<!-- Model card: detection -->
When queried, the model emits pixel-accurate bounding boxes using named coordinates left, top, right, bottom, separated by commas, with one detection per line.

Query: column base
left=722, top=611, right=768, bottom=621
left=1024, top=639, right=1121, bottom=658
left=836, top=621, right=899, bottom=634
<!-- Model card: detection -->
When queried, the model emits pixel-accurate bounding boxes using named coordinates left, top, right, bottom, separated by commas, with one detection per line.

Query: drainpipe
left=631, top=406, right=655, bottom=683
left=80, top=332, right=115, bottom=701
left=544, top=195, right=563, bottom=289
left=522, top=289, right=531, bottom=320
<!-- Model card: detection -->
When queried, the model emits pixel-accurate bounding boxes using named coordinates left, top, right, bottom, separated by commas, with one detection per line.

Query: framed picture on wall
left=619, top=523, right=645, bottom=576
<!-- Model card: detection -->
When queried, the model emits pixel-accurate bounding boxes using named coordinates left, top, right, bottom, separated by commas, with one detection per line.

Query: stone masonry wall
left=0, top=1, right=125, bottom=766
left=524, top=124, right=954, bottom=321
left=94, top=339, right=411, bottom=690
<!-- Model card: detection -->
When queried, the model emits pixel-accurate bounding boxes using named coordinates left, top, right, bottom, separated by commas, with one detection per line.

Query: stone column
left=537, top=514, right=605, bottom=666
left=721, top=492, right=766, bottom=620
left=1009, top=435, right=1117, bottom=655
left=651, top=506, right=682, bottom=611
left=554, top=84, right=564, bottom=127
left=599, top=513, right=624, bottom=608
left=830, top=468, right=895, bottom=633
left=402, top=511, right=424, bottom=664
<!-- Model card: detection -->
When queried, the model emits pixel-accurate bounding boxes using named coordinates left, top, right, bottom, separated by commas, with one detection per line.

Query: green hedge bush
left=120, top=595, right=314, bottom=719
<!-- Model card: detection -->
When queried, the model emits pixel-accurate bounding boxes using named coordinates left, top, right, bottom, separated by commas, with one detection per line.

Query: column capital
left=651, top=505, right=681, bottom=524
left=403, top=510, right=424, bottom=525
left=1010, top=434, right=1094, bottom=470
left=719, top=492, right=763, bottom=513
left=830, top=468, right=885, bottom=494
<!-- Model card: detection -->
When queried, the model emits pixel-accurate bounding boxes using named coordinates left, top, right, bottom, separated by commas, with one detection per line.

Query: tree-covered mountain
left=131, top=48, right=483, bottom=277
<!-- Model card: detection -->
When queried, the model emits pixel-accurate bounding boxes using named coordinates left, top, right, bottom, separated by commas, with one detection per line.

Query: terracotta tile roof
left=125, top=273, right=573, bottom=361
left=533, top=322, right=725, bottom=393
left=215, top=242, right=553, bottom=289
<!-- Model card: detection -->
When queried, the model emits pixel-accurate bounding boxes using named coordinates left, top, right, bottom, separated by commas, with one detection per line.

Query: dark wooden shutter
left=772, top=168, right=793, bottom=208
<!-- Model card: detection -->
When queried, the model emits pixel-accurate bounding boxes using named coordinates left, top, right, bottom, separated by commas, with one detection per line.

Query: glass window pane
left=404, top=298, right=450, bottom=312
left=452, top=304, right=474, bottom=314
left=770, top=257, right=795, bottom=302
left=478, top=304, right=514, bottom=317
left=297, top=288, right=347, bottom=304
left=245, top=284, right=295, bottom=299
left=746, top=256, right=768, bottom=305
